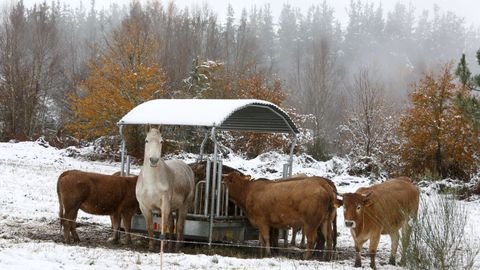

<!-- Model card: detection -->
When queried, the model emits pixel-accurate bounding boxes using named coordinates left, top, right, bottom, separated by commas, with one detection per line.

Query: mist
left=0, top=0, right=478, bottom=154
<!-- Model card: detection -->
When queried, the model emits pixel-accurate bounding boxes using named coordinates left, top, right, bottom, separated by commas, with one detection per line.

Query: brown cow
left=223, top=171, right=339, bottom=260
left=57, top=170, right=139, bottom=244
left=341, top=177, right=419, bottom=269
left=256, top=174, right=340, bottom=255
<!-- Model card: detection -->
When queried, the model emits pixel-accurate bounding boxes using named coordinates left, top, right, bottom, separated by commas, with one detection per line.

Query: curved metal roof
left=117, top=99, right=299, bottom=134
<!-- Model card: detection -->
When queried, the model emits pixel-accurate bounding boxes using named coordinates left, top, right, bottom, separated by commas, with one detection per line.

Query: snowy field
left=0, top=140, right=478, bottom=269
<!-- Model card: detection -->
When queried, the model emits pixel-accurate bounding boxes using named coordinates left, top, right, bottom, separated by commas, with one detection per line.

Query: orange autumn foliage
left=399, top=64, right=480, bottom=179
left=67, top=4, right=166, bottom=141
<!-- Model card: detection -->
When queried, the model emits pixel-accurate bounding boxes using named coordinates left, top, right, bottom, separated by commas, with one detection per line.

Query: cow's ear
left=362, top=191, right=373, bottom=206
left=243, top=175, right=252, bottom=181
left=334, top=198, right=343, bottom=208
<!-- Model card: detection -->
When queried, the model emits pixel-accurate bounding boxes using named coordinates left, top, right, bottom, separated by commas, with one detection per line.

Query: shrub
left=403, top=195, right=478, bottom=269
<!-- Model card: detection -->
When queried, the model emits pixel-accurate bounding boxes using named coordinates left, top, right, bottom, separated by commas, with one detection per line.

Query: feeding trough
left=117, top=99, right=299, bottom=244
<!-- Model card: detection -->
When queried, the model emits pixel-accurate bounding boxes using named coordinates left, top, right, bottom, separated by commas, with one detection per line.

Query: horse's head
left=144, top=128, right=163, bottom=167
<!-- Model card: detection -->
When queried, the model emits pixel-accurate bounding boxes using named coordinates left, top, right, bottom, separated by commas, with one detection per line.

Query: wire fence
left=58, top=216, right=401, bottom=258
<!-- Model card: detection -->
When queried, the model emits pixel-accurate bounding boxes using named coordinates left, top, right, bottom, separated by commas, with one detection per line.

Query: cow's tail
left=57, top=171, right=68, bottom=232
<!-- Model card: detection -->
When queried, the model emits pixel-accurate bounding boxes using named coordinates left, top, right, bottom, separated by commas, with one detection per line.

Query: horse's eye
left=356, top=205, right=361, bottom=211
left=145, top=139, right=149, bottom=143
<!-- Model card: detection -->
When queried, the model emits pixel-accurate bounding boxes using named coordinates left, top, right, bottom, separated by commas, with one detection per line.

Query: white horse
left=136, top=128, right=195, bottom=251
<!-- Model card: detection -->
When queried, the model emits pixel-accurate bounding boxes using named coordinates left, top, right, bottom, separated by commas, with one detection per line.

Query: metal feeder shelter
left=117, top=99, right=299, bottom=244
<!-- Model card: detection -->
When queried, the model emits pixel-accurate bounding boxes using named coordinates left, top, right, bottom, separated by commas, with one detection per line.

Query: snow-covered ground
left=0, top=141, right=478, bottom=269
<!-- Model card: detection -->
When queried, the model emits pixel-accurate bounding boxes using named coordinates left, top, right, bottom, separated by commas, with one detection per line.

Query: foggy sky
left=18, top=0, right=480, bottom=27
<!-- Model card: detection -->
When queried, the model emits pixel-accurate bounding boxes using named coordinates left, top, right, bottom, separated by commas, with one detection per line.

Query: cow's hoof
left=370, top=263, right=376, bottom=269
left=107, top=237, right=119, bottom=244
left=354, top=260, right=361, bottom=267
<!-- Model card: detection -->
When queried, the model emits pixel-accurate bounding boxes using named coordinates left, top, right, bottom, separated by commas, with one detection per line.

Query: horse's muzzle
left=149, top=157, right=159, bottom=167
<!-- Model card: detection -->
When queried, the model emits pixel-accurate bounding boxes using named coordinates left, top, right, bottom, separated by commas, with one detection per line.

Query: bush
left=403, top=195, right=478, bottom=269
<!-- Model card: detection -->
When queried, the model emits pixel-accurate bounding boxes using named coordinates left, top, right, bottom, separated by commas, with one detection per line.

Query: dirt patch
left=14, top=217, right=358, bottom=262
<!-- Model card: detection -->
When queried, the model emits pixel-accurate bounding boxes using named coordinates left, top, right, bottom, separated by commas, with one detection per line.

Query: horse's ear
left=144, top=125, right=149, bottom=134
left=157, top=125, right=162, bottom=132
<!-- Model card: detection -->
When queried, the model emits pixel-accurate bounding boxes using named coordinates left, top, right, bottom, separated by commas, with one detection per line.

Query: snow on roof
left=118, top=99, right=299, bottom=134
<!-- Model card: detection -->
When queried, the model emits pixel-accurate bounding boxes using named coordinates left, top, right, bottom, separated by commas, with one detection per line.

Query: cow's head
left=341, top=192, right=372, bottom=229
left=222, top=171, right=251, bottom=185
left=222, top=171, right=251, bottom=208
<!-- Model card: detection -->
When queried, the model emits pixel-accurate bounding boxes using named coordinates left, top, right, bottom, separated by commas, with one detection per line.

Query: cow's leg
left=258, top=225, right=271, bottom=257
left=175, top=207, right=188, bottom=252
left=64, top=208, right=80, bottom=243
left=389, top=231, right=400, bottom=265
left=269, top=228, right=279, bottom=254
left=332, top=213, right=338, bottom=250
left=353, top=238, right=365, bottom=267
left=315, top=228, right=325, bottom=258
left=400, top=219, right=413, bottom=266
left=108, top=212, right=121, bottom=244
left=320, top=221, right=333, bottom=261
left=122, top=211, right=133, bottom=245
left=62, top=211, right=71, bottom=244
left=282, top=228, right=287, bottom=248
left=368, top=233, right=381, bottom=269
left=303, top=225, right=318, bottom=260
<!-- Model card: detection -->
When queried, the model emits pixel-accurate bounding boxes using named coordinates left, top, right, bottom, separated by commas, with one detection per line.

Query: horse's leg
left=141, top=205, right=155, bottom=251
left=108, top=212, right=120, bottom=244
left=161, top=197, right=171, bottom=253
left=166, top=211, right=175, bottom=252
left=122, top=211, right=133, bottom=245
left=175, top=207, right=188, bottom=252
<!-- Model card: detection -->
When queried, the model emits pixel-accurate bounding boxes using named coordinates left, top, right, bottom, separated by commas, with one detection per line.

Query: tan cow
left=341, top=177, right=419, bottom=269
left=223, top=171, right=340, bottom=260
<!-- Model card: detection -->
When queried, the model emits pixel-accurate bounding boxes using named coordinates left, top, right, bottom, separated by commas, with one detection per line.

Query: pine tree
left=455, top=53, right=480, bottom=130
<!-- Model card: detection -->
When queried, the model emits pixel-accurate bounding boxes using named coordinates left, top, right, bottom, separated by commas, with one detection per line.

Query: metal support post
left=197, top=129, right=209, bottom=162
left=216, top=160, right=223, bottom=217
left=119, top=125, right=126, bottom=176
left=208, top=127, right=218, bottom=246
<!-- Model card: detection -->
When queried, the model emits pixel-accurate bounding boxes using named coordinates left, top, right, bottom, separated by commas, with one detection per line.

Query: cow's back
left=358, top=177, right=419, bottom=234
